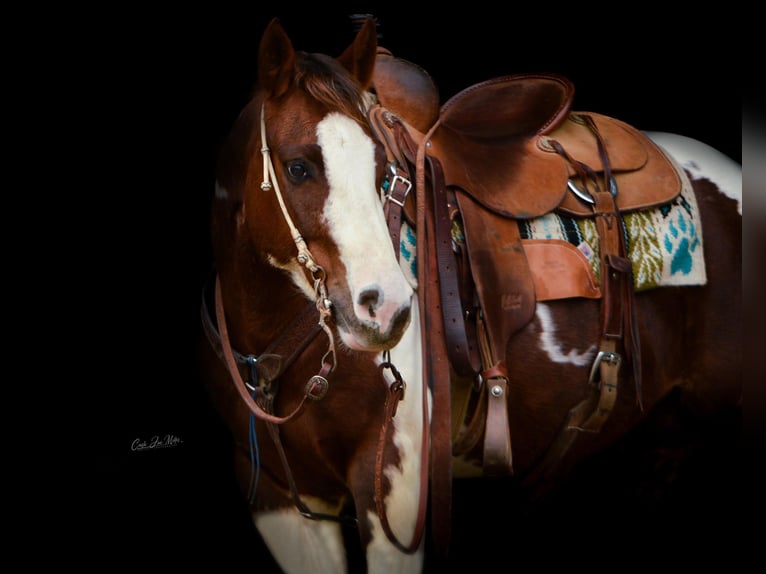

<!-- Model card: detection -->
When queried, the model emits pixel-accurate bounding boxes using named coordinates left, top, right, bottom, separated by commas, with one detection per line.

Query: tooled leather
left=522, top=239, right=602, bottom=300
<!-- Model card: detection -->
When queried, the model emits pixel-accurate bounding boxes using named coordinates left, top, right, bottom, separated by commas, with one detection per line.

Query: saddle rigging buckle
left=588, top=349, right=622, bottom=388
left=567, top=179, right=595, bottom=205
left=382, top=163, right=412, bottom=207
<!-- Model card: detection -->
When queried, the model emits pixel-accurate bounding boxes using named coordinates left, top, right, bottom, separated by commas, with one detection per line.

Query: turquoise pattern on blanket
left=397, top=185, right=706, bottom=293
left=516, top=185, right=706, bottom=290
left=400, top=222, right=418, bottom=289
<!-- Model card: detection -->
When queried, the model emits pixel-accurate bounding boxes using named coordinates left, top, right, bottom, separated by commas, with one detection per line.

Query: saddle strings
left=259, top=104, right=337, bottom=372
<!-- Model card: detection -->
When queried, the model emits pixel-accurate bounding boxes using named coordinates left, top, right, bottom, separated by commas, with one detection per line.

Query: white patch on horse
left=645, top=131, right=742, bottom=214
left=536, top=303, right=596, bottom=366
left=254, top=506, right=346, bottom=574
left=267, top=254, right=315, bottom=301
left=317, top=113, right=413, bottom=339
left=367, top=297, right=426, bottom=572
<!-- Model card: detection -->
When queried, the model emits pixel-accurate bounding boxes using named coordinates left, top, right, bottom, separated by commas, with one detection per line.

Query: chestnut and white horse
left=200, top=17, right=741, bottom=573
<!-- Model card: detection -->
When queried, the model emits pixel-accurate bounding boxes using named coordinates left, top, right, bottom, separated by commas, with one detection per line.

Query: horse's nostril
left=358, top=287, right=381, bottom=318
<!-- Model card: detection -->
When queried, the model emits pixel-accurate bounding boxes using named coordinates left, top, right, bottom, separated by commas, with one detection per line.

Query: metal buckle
left=588, top=350, right=622, bottom=386
left=567, top=179, right=595, bottom=205
left=386, top=174, right=412, bottom=207
left=567, top=174, right=619, bottom=204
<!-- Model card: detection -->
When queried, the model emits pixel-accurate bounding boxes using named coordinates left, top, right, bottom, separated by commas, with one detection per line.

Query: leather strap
left=417, top=125, right=453, bottom=561
left=212, top=275, right=321, bottom=424
left=574, top=338, right=621, bottom=432
left=370, top=106, right=415, bottom=259
left=476, top=311, right=513, bottom=476
left=483, top=377, right=513, bottom=473
left=525, top=120, right=643, bottom=480
left=374, top=362, right=429, bottom=554
left=369, top=107, right=433, bottom=554
left=201, top=272, right=324, bottom=385
left=262, top=362, right=358, bottom=525
left=556, top=174, right=630, bottom=439
left=429, top=155, right=481, bottom=377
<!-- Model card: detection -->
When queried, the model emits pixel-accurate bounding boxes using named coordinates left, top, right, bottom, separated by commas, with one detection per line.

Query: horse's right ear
left=258, top=18, right=296, bottom=99
left=337, top=16, right=377, bottom=90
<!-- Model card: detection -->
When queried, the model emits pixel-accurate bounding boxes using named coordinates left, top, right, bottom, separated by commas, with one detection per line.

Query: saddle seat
left=373, top=49, right=682, bottom=218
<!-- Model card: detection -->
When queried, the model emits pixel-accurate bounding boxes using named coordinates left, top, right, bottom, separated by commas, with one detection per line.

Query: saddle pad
left=397, top=172, right=705, bottom=298
left=399, top=221, right=418, bottom=289
left=517, top=177, right=706, bottom=294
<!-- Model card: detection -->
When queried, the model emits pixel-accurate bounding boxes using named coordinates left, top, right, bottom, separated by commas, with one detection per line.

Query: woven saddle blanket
left=398, top=177, right=706, bottom=300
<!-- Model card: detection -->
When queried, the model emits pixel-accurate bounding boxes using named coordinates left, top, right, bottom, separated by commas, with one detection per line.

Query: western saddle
left=367, top=48, right=686, bottom=542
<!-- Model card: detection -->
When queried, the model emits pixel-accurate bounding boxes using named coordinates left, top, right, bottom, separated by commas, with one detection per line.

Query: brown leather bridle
left=200, top=103, right=430, bottom=553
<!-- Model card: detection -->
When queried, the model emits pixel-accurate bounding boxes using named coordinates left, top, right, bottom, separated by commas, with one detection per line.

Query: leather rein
left=210, top=105, right=338, bottom=426
left=203, top=104, right=428, bottom=552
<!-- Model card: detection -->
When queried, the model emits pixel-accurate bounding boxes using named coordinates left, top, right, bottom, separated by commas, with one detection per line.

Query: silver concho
left=305, top=375, right=329, bottom=400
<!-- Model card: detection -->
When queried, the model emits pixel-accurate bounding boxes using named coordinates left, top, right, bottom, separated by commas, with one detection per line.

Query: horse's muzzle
left=337, top=298, right=412, bottom=351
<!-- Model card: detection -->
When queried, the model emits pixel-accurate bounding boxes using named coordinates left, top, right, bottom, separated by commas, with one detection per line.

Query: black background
left=79, top=6, right=743, bottom=569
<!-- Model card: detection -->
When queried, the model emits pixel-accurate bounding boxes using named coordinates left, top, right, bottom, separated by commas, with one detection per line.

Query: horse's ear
left=258, top=18, right=296, bottom=99
left=337, top=17, right=378, bottom=90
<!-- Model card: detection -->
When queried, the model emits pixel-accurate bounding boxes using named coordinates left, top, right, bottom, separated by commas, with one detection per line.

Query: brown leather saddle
left=369, top=49, right=684, bottom=477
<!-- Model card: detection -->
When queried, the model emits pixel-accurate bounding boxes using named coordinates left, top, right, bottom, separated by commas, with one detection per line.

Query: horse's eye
left=286, top=161, right=310, bottom=182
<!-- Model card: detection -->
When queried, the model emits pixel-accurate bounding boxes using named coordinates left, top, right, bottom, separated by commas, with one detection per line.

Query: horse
left=199, top=16, right=742, bottom=573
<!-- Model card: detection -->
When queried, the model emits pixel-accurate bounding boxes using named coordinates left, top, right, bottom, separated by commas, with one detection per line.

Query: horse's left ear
left=258, top=18, right=297, bottom=99
left=337, top=17, right=378, bottom=89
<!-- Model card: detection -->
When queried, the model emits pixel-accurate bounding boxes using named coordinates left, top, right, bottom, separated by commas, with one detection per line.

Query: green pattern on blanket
left=397, top=186, right=706, bottom=292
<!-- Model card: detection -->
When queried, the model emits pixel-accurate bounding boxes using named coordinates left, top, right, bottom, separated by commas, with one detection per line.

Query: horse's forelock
left=295, top=52, right=370, bottom=126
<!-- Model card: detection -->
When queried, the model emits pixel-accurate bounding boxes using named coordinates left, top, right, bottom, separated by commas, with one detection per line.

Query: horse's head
left=213, top=17, right=413, bottom=352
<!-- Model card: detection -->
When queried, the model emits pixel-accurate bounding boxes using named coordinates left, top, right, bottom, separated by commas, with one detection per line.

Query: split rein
left=214, top=105, right=339, bottom=427
left=220, top=104, right=408, bottom=425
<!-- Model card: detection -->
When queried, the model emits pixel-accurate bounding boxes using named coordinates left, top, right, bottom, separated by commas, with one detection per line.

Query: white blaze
left=316, top=113, right=413, bottom=335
